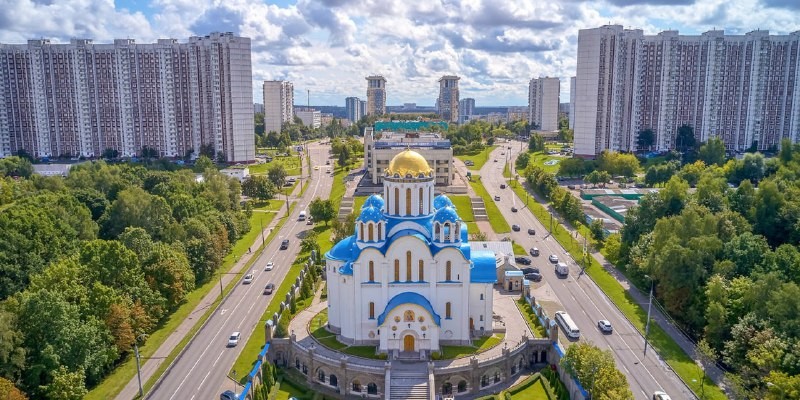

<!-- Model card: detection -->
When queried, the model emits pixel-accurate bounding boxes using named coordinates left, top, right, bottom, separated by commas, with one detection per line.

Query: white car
left=264, top=262, right=274, bottom=271
left=227, top=332, right=241, bottom=347
left=597, top=319, right=613, bottom=333
left=243, top=273, right=254, bottom=284
left=549, top=254, right=559, bottom=263
left=652, top=392, right=671, bottom=400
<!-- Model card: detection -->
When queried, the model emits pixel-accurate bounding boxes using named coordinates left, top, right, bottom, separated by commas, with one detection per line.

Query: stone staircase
left=471, top=197, right=488, bottom=221
left=389, top=369, right=430, bottom=400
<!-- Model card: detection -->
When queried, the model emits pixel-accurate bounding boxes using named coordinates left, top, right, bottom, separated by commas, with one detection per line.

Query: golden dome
left=386, top=149, right=432, bottom=177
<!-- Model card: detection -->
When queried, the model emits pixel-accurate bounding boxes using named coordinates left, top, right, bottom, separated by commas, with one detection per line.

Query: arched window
left=394, top=187, right=399, bottom=214
left=480, top=293, right=484, bottom=300
left=435, top=223, right=440, bottom=236
left=442, top=382, right=453, bottom=395
left=368, top=223, right=374, bottom=241
left=419, top=187, right=424, bottom=214
left=457, top=381, right=467, bottom=393
left=359, top=223, right=364, bottom=240
left=378, top=222, right=382, bottom=240
left=406, top=251, right=412, bottom=282
left=446, top=302, right=451, bottom=319
left=405, top=188, right=411, bottom=215
left=331, top=374, right=338, bottom=387
left=418, top=260, right=424, bottom=281
left=318, top=369, right=326, bottom=382
left=367, top=383, right=378, bottom=395
left=352, top=380, right=362, bottom=392
left=480, top=315, right=484, bottom=321
left=368, top=261, right=374, bottom=282
left=445, top=261, right=452, bottom=281
left=394, top=260, right=400, bottom=281
left=369, top=302, right=375, bottom=319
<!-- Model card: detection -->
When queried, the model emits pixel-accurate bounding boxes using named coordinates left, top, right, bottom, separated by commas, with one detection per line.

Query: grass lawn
left=308, top=309, right=383, bottom=358
left=457, top=145, right=496, bottom=170
left=528, top=151, right=562, bottom=175
left=507, top=182, right=725, bottom=400
left=503, top=162, right=511, bottom=178
left=342, top=346, right=382, bottom=359
left=515, top=298, right=548, bottom=338
left=510, top=378, right=550, bottom=399
left=450, top=195, right=478, bottom=234
left=274, top=376, right=307, bottom=400
left=468, top=176, right=510, bottom=233
left=87, top=202, right=283, bottom=399
left=353, top=195, right=367, bottom=211
left=439, top=334, right=504, bottom=359
left=250, top=153, right=303, bottom=176
left=512, top=242, right=527, bottom=256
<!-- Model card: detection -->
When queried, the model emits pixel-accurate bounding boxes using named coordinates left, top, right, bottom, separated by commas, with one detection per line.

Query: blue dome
left=433, top=194, right=454, bottom=210
left=361, top=194, right=385, bottom=210
left=433, top=206, right=460, bottom=223
left=357, top=205, right=384, bottom=223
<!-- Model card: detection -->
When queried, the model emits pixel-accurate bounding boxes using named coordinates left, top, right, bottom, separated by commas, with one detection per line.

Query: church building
left=325, top=149, right=497, bottom=356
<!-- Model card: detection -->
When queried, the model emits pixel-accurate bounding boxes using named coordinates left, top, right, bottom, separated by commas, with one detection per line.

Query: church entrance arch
left=403, top=334, right=415, bottom=351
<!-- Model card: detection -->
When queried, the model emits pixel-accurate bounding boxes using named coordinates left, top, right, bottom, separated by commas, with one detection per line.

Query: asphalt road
left=146, top=142, right=334, bottom=400
left=476, top=142, right=693, bottom=400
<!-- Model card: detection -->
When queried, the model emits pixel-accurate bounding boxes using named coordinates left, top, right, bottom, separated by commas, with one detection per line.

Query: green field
left=457, top=145, right=497, bottom=170
left=528, top=151, right=562, bottom=174
left=250, top=151, right=303, bottom=176
left=468, top=176, right=510, bottom=233
left=449, top=195, right=478, bottom=233
left=86, top=201, right=284, bottom=399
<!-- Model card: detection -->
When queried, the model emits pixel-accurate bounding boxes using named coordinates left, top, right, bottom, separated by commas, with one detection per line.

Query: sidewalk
left=116, top=183, right=300, bottom=399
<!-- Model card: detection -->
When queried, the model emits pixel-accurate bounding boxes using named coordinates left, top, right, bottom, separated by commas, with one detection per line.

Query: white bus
left=555, top=311, right=581, bottom=339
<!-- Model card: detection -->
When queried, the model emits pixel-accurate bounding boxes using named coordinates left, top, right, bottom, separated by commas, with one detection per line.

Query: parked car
left=242, top=273, right=254, bottom=284
left=500, top=184, right=506, bottom=189
left=494, top=195, right=500, bottom=201
left=221, top=390, right=239, bottom=400
left=515, top=257, right=531, bottom=265
left=525, top=272, right=542, bottom=282
left=527, top=228, right=536, bottom=235
left=511, top=206, right=518, bottom=212
left=652, top=391, right=672, bottom=400
left=227, top=332, right=241, bottom=347
left=264, top=262, right=274, bottom=271
left=549, top=254, right=559, bottom=263
left=264, top=283, right=275, bottom=295
left=494, top=159, right=498, bottom=162
left=512, top=224, right=521, bottom=232
left=521, top=267, right=540, bottom=274
left=280, top=239, right=289, bottom=250
left=598, top=319, right=613, bottom=333
left=530, top=247, right=540, bottom=257
left=326, top=160, right=330, bottom=165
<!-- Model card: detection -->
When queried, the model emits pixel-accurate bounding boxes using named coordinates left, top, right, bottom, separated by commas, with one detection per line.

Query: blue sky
left=2, top=0, right=799, bottom=106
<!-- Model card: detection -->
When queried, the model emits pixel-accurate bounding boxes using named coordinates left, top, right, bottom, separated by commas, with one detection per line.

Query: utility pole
left=260, top=219, right=265, bottom=245
left=134, top=342, right=143, bottom=398
left=644, top=275, right=654, bottom=357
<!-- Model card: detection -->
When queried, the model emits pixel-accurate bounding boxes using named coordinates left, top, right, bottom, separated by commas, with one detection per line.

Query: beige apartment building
left=363, top=127, right=453, bottom=186
left=263, top=80, right=294, bottom=134
left=528, top=77, right=560, bottom=131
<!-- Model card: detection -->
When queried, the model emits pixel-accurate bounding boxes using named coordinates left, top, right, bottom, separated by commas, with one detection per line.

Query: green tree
left=636, top=129, right=655, bottom=152
left=589, top=218, right=606, bottom=243
left=0, top=309, right=25, bottom=383
left=699, top=137, right=727, bottom=166
left=300, top=230, right=320, bottom=258
left=560, top=342, right=634, bottom=400
left=0, top=376, right=27, bottom=400
left=0, top=156, right=34, bottom=178
left=266, top=163, right=287, bottom=188
left=585, top=170, right=610, bottom=187
left=676, top=124, right=697, bottom=153
left=678, top=160, right=706, bottom=187
left=515, top=152, right=530, bottom=170
left=254, top=112, right=264, bottom=136
left=338, top=145, right=352, bottom=168
left=528, top=133, right=545, bottom=152
left=242, top=175, right=276, bottom=201
left=46, top=366, right=87, bottom=400
left=331, top=212, right=356, bottom=243
left=558, top=157, right=590, bottom=177
left=193, top=155, right=215, bottom=173
left=99, top=187, right=176, bottom=240
left=309, top=198, right=335, bottom=226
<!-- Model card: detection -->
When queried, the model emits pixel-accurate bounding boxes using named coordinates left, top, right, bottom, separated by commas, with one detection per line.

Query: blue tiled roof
left=377, top=292, right=441, bottom=326
left=433, top=206, right=460, bottom=223
left=434, top=194, right=454, bottom=210
left=471, top=250, right=497, bottom=283
left=339, top=261, right=353, bottom=275
left=327, top=235, right=359, bottom=261
left=362, top=194, right=385, bottom=210
left=357, top=206, right=384, bottom=223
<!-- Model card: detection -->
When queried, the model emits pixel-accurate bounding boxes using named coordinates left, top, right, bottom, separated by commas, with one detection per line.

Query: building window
left=480, top=293, right=484, bottom=300
left=360, top=223, right=364, bottom=240
left=446, top=261, right=452, bottom=281
left=394, top=260, right=400, bottom=281
left=419, top=260, right=424, bottom=281
left=369, top=302, right=375, bottom=319
left=480, top=315, right=484, bottom=321
left=368, top=223, right=374, bottom=241
left=394, top=188, right=399, bottom=214
left=369, top=261, right=374, bottom=282
left=378, top=223, right=382, bottom=240
left=406, top=251, right=412, bottom=282
left=419, top=187, right=424, bottom=214
left=406, top=188, right=411, bottom=215
left=446, top=302, right=451, bottom=319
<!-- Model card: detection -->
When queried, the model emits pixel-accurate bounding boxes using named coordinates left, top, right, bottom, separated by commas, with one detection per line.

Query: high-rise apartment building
left=569, top=77, right=576, bottom=130
left=263, top=80, right=294, bottom=134
left=359, top=100, right=367, bottom=119
left=574, top=25, right=800, bottom=157
left=345, top=96, right=363, bottom=122
left=458, top=98, right=475, bottom=123
left=437, top=75, right=460, bottom=123
left=0, top=32, right=254, bottom=162
left=366, top=75, right=386, bottom=115
left=528, top=77, right=560, bottom=131
left=295, top=109, right=321, bottom=128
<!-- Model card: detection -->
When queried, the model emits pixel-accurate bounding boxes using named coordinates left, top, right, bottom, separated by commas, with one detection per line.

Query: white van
left=298, top=210, right=306, bottom=221
left=555, top=311, right=581, bottom=339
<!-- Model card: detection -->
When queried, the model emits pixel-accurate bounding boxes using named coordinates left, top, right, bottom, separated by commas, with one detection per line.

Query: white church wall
left=469, top=283, right=495, bottom=335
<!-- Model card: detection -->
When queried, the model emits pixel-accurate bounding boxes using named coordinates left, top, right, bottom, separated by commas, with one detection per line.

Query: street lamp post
left=134, top=333, right=147, bottom=398
left=260, top=219, right=265, bottom=245
left=644, top=275, right=655, bottom=357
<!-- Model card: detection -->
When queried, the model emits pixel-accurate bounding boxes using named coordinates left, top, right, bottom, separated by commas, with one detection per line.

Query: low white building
left=220, top=166, right=250, bottom=182
left=325, top=149, right=496, bottom=356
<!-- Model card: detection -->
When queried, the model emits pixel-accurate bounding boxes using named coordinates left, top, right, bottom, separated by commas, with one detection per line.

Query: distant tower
left=366, top=75, right=387, bottom=115
left=437, top=76, right=460, bottom=123
left=346, top=97, right=363, bottom=122
left=263, top=80, right=294, bottom=133
left=528, top=77, right=560, bottom=131
left=458, top=98, right=475, bottom=123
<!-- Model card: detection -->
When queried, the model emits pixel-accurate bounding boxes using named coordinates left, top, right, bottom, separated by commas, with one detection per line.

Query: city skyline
left=2, top=0, right=799, bottom=106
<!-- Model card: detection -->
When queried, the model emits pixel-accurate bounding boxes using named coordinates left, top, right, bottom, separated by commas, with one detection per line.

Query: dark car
left=264, top=283, right=275, bottom=295
left=221, top=390, right=239, bottom=400
left=514, top=256, right=532, bottom=265
left=512, top=224, right=521, bottom=232
left=511, top=206, right=518, bottom=212
left=521, top=267, right=540, bottom=275
left=527, top=228, right=536, bottom=235
left=500, top=184, right=506, bottom=189
left=530, top=247, right=540, bottom=257
left=280, top=239, right=289, bottom=250
left=525, top=272, right=542, bottom=282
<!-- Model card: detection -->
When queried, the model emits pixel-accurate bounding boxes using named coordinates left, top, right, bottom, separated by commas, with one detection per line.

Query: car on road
left=527, top=228, right=535, bottom=235
left=264, top=262, right=274, bottom=271
left=598, top=319, right=613, bottom=333
left=327, top=169, right=331, bottom=174
left=511, top=206, right=518, bottom=212
left=264, top=283, right=275, bottom=295
left=280, top=239, right=289, bottom=250
left=521, top=267, right=540, bottom=274
left=464, top=160, right=474, bottom=166
left=494, top=195, right=500, bottom=201
left=242, top=273, right=254, bottom=284
left=500, top=184, right=506, bottom=189
left=652, top=392, right=671, bottom=400
left=548, top=254, right=559, bottom=263
left=314, top=166, right=319, bottom=170
left=530, top=247, right=540, bottom=256
left=500, top=152, right=505, bottom=155
left=525, top=272, right=542, bottom=282
left=220, top=390, right=239, bottom=400
left=512, top=224, right=521, bottom=232
left=227, top=332, right=241, bottom=347
left=326, top=160, right=330, bottom=165
left=514, top=256, right=531, bottom=265
left=493, top=159, right=498, bottom=162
